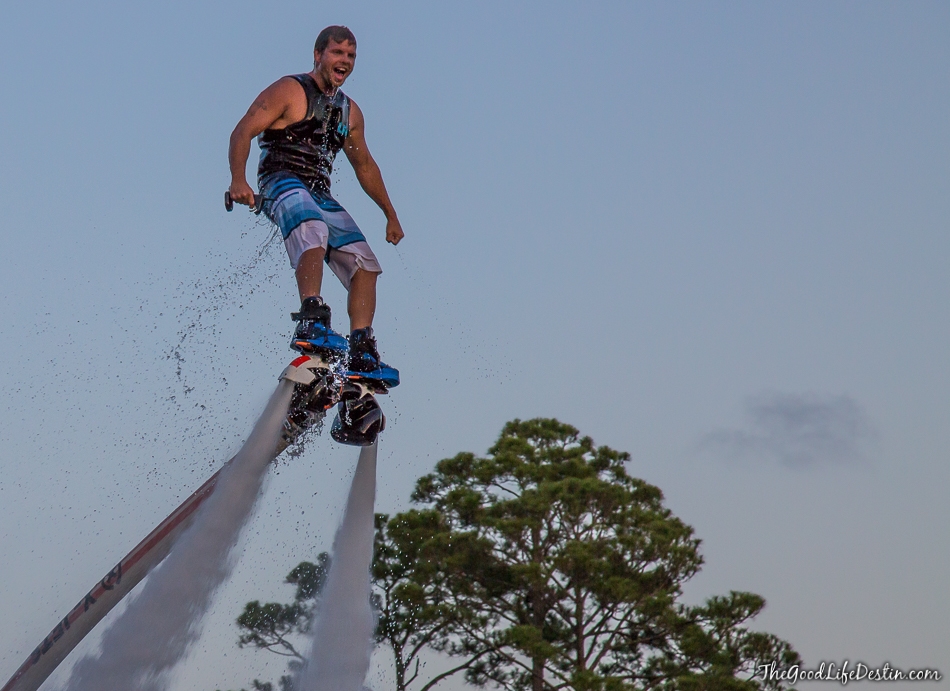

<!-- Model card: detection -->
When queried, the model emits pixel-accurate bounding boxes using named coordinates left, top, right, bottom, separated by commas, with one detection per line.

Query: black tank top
left=257, top=74, right=351, bottom=192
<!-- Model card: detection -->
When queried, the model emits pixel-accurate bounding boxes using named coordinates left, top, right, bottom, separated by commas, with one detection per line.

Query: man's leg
left=289, top=243, right=347, bottom=353
left=330, top=256, right=396, bottom=384
left=347, top=268, right=378, bottom=331
left=295, top=247, right=326, bottom=301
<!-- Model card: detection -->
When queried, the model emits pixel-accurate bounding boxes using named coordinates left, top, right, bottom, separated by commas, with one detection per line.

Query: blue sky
left=1, top=2, right=948, bottom=689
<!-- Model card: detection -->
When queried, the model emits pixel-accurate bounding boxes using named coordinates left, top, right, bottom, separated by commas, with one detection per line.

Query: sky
left=1, top=1, right=948, bottom=689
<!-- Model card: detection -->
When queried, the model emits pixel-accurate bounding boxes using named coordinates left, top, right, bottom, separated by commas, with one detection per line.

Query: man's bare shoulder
left=260, top=76, right=308, bottom=107
left=347, top=96, right=365, bottom=132
left=254, top=76, right=309, bottom=129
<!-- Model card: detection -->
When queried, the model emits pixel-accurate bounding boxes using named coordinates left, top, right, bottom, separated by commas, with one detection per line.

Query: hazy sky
left=1, top=2, right=948, bottom=689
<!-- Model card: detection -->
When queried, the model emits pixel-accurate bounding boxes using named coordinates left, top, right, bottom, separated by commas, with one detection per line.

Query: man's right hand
left=229, top=180, right=258, bottom=207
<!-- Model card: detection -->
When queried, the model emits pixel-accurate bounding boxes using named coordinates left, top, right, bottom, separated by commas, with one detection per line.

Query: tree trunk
left=532, top=524, right=545, bottom=691
left=395, top=651, right=406, bottom=691
left=575, top=591, right=586, bottom=672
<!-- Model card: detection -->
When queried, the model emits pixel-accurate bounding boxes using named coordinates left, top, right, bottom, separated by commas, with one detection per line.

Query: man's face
left=315, top=39, right=356, bottom=88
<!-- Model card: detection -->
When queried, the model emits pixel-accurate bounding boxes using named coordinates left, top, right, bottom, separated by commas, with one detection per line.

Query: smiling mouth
left=333, top=66, right=348, bottom=80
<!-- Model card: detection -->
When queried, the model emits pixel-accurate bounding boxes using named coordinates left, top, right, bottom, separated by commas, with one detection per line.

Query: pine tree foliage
left=224, top=554, right=331, bottom=690
left=374, top=511, right=490, bottom=691
left=392, top=418, right=799, bottom=691
left=236, top=554, right=330, bottom=659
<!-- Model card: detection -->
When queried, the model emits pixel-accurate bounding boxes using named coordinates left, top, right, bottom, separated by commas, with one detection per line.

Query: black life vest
left=257, top=74, right=351, bottom=192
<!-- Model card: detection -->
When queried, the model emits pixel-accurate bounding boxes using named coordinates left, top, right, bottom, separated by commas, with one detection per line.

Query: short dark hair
left=314, top=26, right=356, bottom=53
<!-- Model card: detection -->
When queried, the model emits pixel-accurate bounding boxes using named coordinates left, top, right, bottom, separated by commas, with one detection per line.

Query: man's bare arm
left=344, top=100, right=404, bottom=245
left=228, top=78, right=301, bottom=206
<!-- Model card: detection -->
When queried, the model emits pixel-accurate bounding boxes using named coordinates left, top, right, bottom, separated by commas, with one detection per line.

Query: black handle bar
left=224, top=191, right=264, bottom=214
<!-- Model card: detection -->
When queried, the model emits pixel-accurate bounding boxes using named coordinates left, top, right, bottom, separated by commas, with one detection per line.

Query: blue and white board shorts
left=260, top=173, right=382, bottom=290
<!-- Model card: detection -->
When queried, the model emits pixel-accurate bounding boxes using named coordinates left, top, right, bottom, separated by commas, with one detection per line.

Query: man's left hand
left=386, top=217, right=405, bottom=245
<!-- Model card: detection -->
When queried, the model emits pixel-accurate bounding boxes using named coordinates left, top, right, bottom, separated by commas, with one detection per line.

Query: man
left=228, top=25, right=401, bottom=386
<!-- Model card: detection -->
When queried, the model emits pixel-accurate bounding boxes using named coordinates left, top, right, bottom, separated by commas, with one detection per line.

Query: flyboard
left=2, top=353, right=389, bottom=691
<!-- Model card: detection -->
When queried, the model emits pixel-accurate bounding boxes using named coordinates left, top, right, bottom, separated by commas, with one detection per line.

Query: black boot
left=347, top=327, right=400, bottom=387
left=290, top=297, right=348, bottom=354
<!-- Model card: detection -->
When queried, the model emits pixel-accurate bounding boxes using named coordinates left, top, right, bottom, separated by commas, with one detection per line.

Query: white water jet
left=66, top=380, right=294, bottom=691
left=296, top=442, right=378, bottom=691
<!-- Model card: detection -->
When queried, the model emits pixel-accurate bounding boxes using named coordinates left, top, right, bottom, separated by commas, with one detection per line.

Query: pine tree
left=392, top=418, right=799, bottom=691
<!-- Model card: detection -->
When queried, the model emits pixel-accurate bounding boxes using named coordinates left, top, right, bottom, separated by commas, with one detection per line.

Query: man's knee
left=298, top=246, right=327, bottom=264
left=352, top=267, right=379, bottom=283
